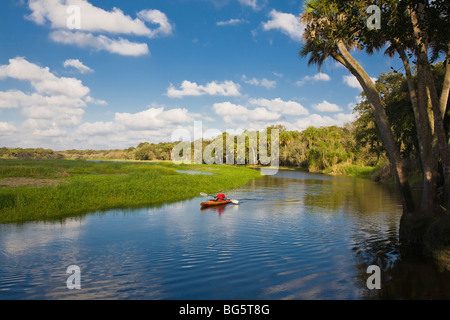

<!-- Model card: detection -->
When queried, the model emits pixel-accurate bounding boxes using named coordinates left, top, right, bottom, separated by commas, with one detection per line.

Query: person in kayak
left=215, top=190, right=227, bottom=201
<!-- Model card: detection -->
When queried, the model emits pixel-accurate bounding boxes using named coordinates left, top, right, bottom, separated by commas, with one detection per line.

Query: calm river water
left=0, top=170, right=449, bottom=300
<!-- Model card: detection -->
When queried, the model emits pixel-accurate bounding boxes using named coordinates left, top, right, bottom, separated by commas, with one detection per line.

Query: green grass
left=0, top=159, right=261, bottom=223
left=339, top=164, right=378, bottom=179
left=319, top=163, right=378, bottom=179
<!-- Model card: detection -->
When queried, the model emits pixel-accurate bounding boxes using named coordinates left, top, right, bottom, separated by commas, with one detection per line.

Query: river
left=0, top=170, right=449, bottom=300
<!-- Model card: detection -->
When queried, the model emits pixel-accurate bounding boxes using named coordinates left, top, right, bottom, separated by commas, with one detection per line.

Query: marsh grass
left=320, top=163, right=378, bottom=179
left=0, top=159, right=261, bottom=223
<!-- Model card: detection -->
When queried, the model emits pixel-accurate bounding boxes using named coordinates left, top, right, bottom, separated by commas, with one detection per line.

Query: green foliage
left=0, top=159, right=261, bottom=223
left=353, top=61, right=449, bottom=168
left=0, top=147, right=65, bottom=160
left=279, top=126, right=362, bottom=171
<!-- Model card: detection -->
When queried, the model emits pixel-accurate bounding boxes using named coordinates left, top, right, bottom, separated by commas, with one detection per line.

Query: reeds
left=0, top=159, right=260, bottom=223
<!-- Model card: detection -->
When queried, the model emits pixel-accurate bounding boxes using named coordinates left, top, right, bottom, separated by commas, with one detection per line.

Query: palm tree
left=300, top=0, right=415, bottom=213
left=299, top=0, right=450, bottom=247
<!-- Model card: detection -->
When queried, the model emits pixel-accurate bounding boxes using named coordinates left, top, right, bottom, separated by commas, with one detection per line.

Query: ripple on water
left=2, top=171, right=449, bottom=299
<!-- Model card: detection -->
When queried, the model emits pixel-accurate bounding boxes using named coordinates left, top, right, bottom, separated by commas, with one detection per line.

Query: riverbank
left=275, top=163, right=384, bottom=181
left=0, top=159, right=261, bottom=223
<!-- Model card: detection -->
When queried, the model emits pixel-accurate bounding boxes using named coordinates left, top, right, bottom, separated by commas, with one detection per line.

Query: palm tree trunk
left=397, top=47, right=429, bottom=181
left=409, top=3, right=450, bottom=213
left=335, top=41, right=415, bottom=213
left=440, top=51, right=450, bottom=118
left=408, top=3, right=443, bottom=214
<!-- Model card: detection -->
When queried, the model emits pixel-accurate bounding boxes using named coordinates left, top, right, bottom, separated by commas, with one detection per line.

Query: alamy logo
left=171, top=121, right=279, bottom=175
left=366, top=265, right=381, bottom=289
left=66, top=265, right=81, bottom=290
left=366, top=5, right=381, bottom=30
left=66, top=5, right=81, bottom=30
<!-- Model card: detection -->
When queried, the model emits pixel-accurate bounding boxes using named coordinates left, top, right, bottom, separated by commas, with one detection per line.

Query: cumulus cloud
left=242, top=75, right=276, bottom=89
left=217, top=18, right=247, bottom=26
left=167, top=80, right=241, bottom=98
left=1, top=57, right=89, bottom=98
left=211, top=97, right=312, bottom=131
left=85, top=96, right=108, bottom=106
left=136, top=9, right=174, bottom=38
left=262, top=9, right=304, bottom=42
left=294, top=113, right=356, bottom=131
left=0, top=57, right=109, bottom=146
left=347, top=95, right=364, bottom=110
left=63, top=59, right=93, bottom=74
left=50, top=30, right=150, bottom=57
left=343, top=74, right=377, bottom=90
left=26, top=0, right=173, bottom=56
left=0, top=122, right=18, bottom=133
left=238, top=0, right=265, bottom=10
left=213, top=101, right=281, bottom=126
left=115, top=107, right=196, bottom=130
left=76, top=121, right=119, bottom=136
left=249, top=98, right=309, bottom=116
left=210, top=97, right=352, bottom=134
left=311, top=100, right=343, bottom=113
left=74, top=105, right=203, bottom=149
left=295, top=72, right=331, bottom=86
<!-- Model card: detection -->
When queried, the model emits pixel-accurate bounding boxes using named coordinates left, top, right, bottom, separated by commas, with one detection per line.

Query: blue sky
left=0, top=0, right=396, bottom=150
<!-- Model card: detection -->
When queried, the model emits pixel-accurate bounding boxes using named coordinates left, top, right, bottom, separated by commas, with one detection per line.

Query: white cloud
left=273, top=72, right=283, bottom=78
left=32, top=127, right=67, bottom=137
left=74, top=105, right=202, bottom=148
left=26, top=0, right=173, bottom=56
left=0, top=57, right=109, bottom=147
left=63, top=59, right=93, bottom=74
left=304, top=72, right=331, bottom=82
left=213, top=101, right=251, bottom=117
left=1, top=57, right=90, bottom=98
left=0, top=90, right=29, bottom=109
left=242, top=75, right=276, bottom=89
left=343, top=74, right=377, bottom=90
left=0, top=90, right=87, bottom=110
left=167, top=80, right=241, bottom=98
left=296, top=72, right=331, bottom=86
left=76, top=121, right=118, bottom=136
left=213, top=101, right=281, bottom=126
left=217, top=18, right=247, bottom=26
left=137, top=9, right=174, bottom=38
left=249, top=98, right=309, bottom=116
left=294, top=113, right=356, bottom=131
left=0, top=58, right=209, bottom=149
left=238, top=0, right=265, bottom=10
left=50, top=31, right=150, bottom=56
left=0, top=122, right=17, bottom=133
left=262, top=10, right=304, bottom=42
left=114, top=106, right=199, bottom=131
left=347, top=95, right=364, bottom=110
left=311, top=100, right=343, bottom=112
left=85, top=96, right=108, bottom=106
left=27, top=0, right=172, bottom=37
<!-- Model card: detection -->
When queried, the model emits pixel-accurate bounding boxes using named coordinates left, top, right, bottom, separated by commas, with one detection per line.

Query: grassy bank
left=276, top=163, right=381, bottom=180
left=321, top=163, right=380, bottom=179
left=0, top=159, right=261, bottom=223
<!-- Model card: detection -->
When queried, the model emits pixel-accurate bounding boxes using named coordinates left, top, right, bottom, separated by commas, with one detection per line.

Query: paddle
left=200, top=192, right=239, bottom=204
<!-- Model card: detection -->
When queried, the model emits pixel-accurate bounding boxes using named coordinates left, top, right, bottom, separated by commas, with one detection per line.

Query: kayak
left=200, top=199, right=233, bottom=208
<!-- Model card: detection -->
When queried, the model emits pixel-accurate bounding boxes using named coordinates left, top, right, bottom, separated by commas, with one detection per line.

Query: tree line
left=1, top=61, right=447, bottom=182
left=2, top=62, right=447, bottom=174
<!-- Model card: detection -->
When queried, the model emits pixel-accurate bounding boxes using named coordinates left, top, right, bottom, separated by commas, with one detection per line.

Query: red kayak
left=200, top=199, right=233, bottom=208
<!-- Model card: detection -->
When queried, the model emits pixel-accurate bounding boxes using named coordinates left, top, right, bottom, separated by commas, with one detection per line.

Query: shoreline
left=0, top=158, right=413, bottom=224
left=0, top=159, right=261, bottom=224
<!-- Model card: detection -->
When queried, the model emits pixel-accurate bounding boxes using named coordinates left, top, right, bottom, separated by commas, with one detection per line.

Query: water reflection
left=0, top=170, right=449, bottom=299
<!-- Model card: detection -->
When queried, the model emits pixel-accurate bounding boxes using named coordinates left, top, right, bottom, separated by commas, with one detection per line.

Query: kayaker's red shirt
left=216, top=193, right=226, bottom=201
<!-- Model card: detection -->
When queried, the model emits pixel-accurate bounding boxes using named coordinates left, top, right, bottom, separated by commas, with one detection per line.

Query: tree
left=300, top=0, right=415, bottom=213
left=300, top=0, right=450, bottom=248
